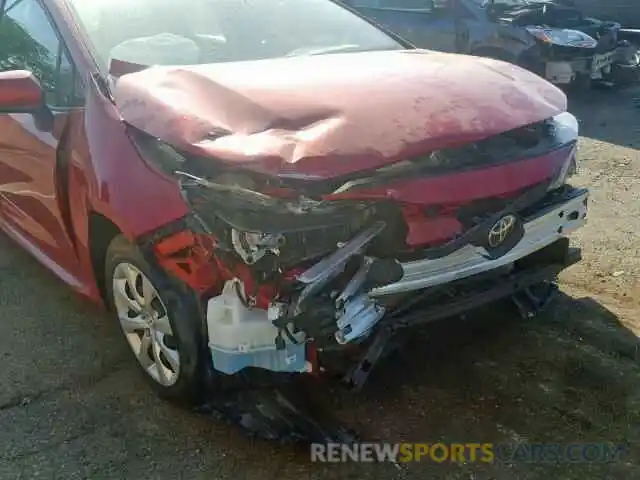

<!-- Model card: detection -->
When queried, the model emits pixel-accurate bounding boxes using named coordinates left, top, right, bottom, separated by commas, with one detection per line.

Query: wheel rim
left=112, top=262, right=180, bottom=386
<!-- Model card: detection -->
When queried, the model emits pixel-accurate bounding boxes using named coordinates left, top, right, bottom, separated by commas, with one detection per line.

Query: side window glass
left=0, top=0, right=83, bottom=107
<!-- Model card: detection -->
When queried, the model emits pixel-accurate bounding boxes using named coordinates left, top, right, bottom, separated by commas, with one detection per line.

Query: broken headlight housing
left=548, top=112, right=579, bottom=191
left=176, top=171, right=378, bottom=273
left=127, top=128, right=381, bottom=272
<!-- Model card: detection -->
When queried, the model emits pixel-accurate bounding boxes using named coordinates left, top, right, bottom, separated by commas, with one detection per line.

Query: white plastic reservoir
left=207, top=280, right=306, bottom=375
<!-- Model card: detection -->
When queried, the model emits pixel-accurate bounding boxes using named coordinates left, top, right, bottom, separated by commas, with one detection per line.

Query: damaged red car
left=0, top=0, right=588, bottom=427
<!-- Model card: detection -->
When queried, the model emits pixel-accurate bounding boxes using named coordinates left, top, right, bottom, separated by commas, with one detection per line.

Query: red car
left=0, top=0, right=588, bottom=416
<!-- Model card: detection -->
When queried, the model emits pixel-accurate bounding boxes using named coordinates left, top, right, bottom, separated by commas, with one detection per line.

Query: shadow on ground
left=302, top=292, right=640, bottom=478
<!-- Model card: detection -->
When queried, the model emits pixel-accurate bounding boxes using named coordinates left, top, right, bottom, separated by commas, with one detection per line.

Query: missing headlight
left=175, top=170, right=379, bottom=274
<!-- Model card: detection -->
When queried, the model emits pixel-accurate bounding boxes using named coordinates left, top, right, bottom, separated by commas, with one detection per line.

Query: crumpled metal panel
left=114, top=49, right=567, bottom=180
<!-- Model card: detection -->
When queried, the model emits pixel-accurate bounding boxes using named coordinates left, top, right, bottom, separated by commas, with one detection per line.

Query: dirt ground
left=0, top=86, right=639, bottom=480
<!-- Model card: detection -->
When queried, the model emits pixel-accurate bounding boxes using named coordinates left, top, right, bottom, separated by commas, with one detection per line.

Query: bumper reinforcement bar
left=344, top=246, right=582, bottom=390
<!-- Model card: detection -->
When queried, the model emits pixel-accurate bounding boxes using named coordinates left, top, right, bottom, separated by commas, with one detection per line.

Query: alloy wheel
left=112, top=262, right=180, bottom=386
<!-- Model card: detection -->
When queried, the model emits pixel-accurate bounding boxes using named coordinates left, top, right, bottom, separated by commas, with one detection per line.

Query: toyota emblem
left=488, top=214, right=517, bottom=248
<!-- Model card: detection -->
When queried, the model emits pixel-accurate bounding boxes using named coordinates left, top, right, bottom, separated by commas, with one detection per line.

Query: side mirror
left=0, top=70, right=44, bottom=112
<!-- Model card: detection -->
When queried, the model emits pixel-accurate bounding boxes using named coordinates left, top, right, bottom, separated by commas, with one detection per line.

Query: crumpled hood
left=114, top=49, right=567, bottom=179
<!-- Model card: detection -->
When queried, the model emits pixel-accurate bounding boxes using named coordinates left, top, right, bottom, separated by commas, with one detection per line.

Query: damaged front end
left=147, top=163, right=405, bottom=378
left=130, top=110, right=588, bottom=397
left=113, top=51, right=589, bottom=440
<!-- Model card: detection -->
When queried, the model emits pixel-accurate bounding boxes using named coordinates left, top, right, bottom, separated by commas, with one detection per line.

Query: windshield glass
left=67, top=0, right=403, bottom=70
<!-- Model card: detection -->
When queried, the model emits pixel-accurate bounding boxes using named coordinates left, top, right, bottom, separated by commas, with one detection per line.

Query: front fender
left=82, top=77, right=189, bottom=241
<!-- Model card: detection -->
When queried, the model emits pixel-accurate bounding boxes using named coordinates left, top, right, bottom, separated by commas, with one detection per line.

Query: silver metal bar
left=370, top=190, right=588, bottom=297
left=296, top=221, right=386, bottom=284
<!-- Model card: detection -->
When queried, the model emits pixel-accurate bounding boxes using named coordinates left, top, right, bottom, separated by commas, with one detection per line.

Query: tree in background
left=0, top=16, right=57, bottom=92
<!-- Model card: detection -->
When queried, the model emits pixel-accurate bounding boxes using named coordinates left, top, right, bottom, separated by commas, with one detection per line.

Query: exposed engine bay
left=132, top=110, right=587, bottom=386
left=108, top=50, right=589, bottom=402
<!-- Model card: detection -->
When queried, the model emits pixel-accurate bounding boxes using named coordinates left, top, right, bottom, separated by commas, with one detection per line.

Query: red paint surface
left=0, top=1, right=571, bottom=305
left=115, top=50, right=566, bottom=179
left=328, top=145, right=574, bottom=246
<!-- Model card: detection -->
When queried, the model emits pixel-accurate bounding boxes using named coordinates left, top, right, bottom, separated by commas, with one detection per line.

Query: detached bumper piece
left=344, top=239, right=581, bottom=391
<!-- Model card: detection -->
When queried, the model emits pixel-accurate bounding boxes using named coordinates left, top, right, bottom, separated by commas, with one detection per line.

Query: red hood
left=114, top=49, right=567, bottom=180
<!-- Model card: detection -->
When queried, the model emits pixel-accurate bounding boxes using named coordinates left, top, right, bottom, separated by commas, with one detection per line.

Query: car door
left=346, top=0, right=459, bottom=52
left=0, top=0, right=85, bottom=278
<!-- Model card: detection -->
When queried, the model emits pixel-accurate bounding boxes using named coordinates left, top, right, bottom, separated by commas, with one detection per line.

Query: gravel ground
left=0, top=86, right=639, bottom=480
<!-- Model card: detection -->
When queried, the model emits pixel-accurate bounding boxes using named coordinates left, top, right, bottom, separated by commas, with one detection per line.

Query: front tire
left=104, top=235, right=210, bottom=406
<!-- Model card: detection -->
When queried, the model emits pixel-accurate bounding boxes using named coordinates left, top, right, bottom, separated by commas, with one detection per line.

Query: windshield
left=67, top=0, right=404, bottom=71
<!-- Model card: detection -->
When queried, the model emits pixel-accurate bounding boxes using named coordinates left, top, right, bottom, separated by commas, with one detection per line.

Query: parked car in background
left=343, top=0, right=640, bottom=87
